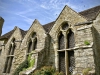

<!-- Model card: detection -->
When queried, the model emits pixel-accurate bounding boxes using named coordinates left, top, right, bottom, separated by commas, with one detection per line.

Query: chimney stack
left=0, top=17, right=4, bottom=36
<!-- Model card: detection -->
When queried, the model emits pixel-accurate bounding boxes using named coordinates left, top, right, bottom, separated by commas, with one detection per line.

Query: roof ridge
left=0, top=29, right=15, bottom=40
left=43, top=21, right=55, bottom=26
left=1, top=29, right=14, bottom=36
left=0, top=27, right=27, bottom=40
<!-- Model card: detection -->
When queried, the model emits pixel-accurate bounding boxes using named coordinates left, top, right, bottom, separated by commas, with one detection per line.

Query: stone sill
left=19, top=67, right=36, bottom=75
left=57, top=45, right=92, bottom=51
left=7, top=55, right=14, bottom=57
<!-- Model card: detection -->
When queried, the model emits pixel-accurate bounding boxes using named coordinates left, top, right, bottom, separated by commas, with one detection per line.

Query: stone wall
left=0, top=41, right=5, bottom=75
left=92, top=13, right=100, bottom=75
left=18, top=20, right=47, bottom=74
left=1, top=27, right=25, bottom=75
left=75, top=24, right=93, bottom=47
left=74, top=47, right=95, bottom=74
left=45, top=38, right=55, bottom=67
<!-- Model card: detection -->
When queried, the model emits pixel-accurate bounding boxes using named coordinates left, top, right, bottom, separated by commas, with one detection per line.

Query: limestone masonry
left=0, top=5, right=100, bottom=75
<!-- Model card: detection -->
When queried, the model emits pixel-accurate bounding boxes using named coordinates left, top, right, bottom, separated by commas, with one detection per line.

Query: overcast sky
left=0, top=0, right=100, bottom=35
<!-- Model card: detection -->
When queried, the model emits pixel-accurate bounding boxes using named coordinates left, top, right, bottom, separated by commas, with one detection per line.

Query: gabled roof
left=0, top=29, right=14, bottom=40
left=79, top=5, right=100, bottom=21
left=0, top=27, right=27, bottom=40
left=44, top=6, right=100, bottom=33
left=43, top=21, right=55, bottom=33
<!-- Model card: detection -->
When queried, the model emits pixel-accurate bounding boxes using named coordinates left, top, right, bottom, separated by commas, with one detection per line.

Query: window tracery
left=27, top=32, right=37, bottom=55
left=58, top=22, right=75, bottom=75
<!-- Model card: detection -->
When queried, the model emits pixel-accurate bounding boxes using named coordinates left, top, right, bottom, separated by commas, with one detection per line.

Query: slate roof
left=0, top=28, right=27, bottom=40
left=0, top=29, right=14, bottom=40
left=79, top=5, right=100, bottom=21
left=43, top=21, right=55, bottom=32
left=19, top=28, right=27, bottom=38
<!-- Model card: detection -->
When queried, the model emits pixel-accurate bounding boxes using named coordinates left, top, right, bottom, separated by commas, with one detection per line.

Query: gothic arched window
left=3, top=38, right=16, bottom=73
left=58, top=22, right=75, bottom=75
left=27, top=40, right=32, bottom=53
left=27, top=32, right=37, bottom=54
left=58, top=32, right=65, bottom=50
left=67, top=29, right=75, bottom=48
left=33, top=38, right=37, bottom=50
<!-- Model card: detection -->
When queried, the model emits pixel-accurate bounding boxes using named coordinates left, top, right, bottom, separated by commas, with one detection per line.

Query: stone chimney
left=0, top=17, right=4, bottom=36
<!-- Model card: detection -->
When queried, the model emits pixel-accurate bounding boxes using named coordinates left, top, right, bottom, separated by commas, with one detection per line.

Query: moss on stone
left=84, top=40, right=90, bottom=45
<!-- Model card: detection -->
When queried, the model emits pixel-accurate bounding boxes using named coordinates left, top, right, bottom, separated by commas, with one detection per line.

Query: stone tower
left=0, top=17, right=4, bottom=36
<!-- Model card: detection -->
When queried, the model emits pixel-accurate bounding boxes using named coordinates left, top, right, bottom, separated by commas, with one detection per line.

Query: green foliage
left=53, top=72, right=64, bottom=75
left=82, top=68, right=92, bottom=75
left=12, top=59, right=28, bottom=75
left=13, top=54, right=35, bottom=75
left=32, top=66, right=64, bottom=75
left=28, top=54, right=35, bottom=68
left=84, top=40, right=90, bottom=45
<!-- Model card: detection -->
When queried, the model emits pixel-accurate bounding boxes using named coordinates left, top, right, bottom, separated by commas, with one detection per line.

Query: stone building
left=0, top=5, right=100, bottom=75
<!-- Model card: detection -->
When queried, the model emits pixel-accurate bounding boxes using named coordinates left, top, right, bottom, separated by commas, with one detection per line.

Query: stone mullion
left=4, top=57, right=9, bottom=73
left=7, top=43, right=14, bottom=73
left=27, top=41, right=31, bottom=53
left=31, top=38, right=34, bottom=51
left=6, top=43, right=13, bottom=73
left=6, top=57, right=11, bottom=73
left=10, top=43, right=14, bottom=55
left=54, top=39, right=59, bottom=71
left=65, top=51, right=69, bottom=75
left=8, top=56, right=14, bottom=73
left=63, top=31, right=69, bottom=75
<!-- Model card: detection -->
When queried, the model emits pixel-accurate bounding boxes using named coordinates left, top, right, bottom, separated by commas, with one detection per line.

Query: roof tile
left=79, top=5, right=100, bottom=20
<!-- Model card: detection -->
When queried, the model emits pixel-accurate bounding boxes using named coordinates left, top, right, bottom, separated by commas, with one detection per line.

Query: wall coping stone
left=77, top=25, right=92, bottom=31
left=75, top=21, right=93, bottom=26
